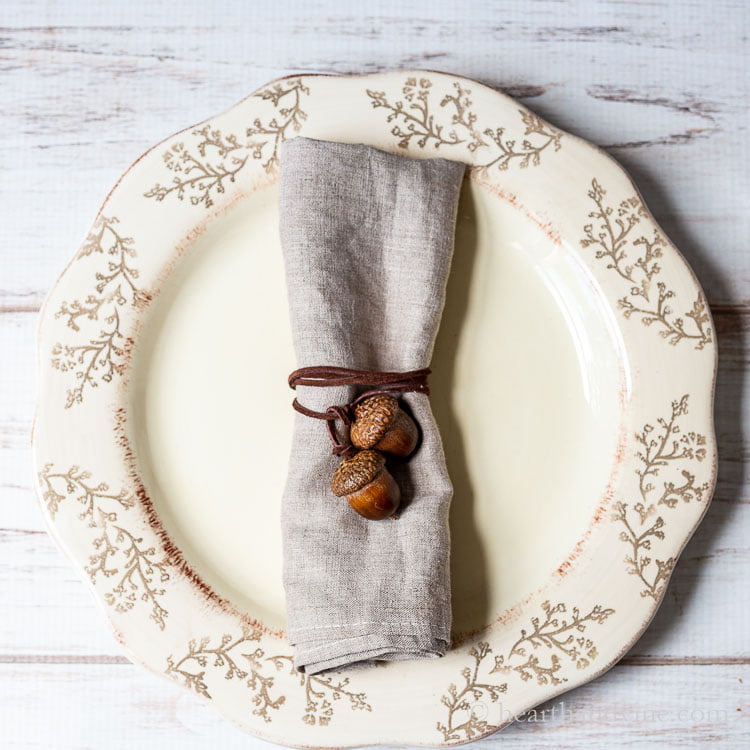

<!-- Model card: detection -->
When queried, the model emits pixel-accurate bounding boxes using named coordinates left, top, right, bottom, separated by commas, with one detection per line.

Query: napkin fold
left=279, top=136, right=464, bottom=674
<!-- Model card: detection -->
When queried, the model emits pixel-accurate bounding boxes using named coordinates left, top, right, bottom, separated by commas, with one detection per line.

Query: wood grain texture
left=1, top=0, right=748, bottom=747
left=0, top=663, right=746, bottom=749
left=1, top=1, right=748, bottom=308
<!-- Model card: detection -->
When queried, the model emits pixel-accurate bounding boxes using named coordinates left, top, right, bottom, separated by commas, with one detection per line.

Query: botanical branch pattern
left=614, top=395, right=710, bottom=599
left=436, top=642, right=507, bottom=742
left=367, top=77, right=562, bottom=172
left=491, top=601, right=615, bottom=685
left=246, top=78, right=310, bottom=171
left=51, top=216, right=149, bottom=408
left=437, top=601, right=614, bottom=741
left=267, top=655, right=372, bottom=726
left=581, top=179, right=712, bottom=349
left=166, top=631, right=371, bottom=726
left=166, top=630, right=284, bottom=722
left=143, top=126, right=249, bottom=207
left=145, top=79, right=309, bottom=207
left=37, top=464, right=169, bottom=629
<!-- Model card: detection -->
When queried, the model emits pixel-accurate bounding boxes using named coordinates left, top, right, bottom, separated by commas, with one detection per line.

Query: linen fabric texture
left=278, top=136, right=465, bottom=674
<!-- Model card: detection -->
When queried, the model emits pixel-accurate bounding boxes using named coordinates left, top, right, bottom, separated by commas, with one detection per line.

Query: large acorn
left=349, top=394, right=418, bottom=457
left=330, top=450, right=401, bottom=520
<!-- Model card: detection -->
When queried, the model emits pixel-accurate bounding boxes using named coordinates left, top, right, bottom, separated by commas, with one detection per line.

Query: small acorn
left=349, top=394, right=418, bottom=457
left=330, top=450, right=401, bottom=520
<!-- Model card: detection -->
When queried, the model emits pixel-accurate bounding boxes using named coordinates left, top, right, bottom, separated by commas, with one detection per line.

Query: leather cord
left=288, top=366, right=430, bottom=458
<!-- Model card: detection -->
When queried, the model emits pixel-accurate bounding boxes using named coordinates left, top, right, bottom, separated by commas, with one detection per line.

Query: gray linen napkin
left=278, top=136, right=464, bottom=674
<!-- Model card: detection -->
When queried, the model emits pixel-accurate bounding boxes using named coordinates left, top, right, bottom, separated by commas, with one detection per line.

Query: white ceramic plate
left=33, top=71, right=717, bottom=747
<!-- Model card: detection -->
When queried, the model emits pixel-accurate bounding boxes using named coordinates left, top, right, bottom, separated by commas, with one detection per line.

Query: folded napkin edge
left=293, top=633, right=450, bottom=675
left=281, top=134, right=469, bottom=172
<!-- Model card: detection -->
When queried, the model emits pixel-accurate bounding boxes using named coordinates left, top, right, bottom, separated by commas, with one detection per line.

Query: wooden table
left=2, top=1, right=747, bottom=747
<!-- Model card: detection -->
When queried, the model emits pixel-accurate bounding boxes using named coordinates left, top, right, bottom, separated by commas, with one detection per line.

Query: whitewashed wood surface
left=1, top=1, right=748, bottom=748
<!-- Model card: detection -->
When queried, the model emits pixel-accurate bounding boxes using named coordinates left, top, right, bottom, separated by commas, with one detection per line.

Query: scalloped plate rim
left=31, top=69, right=718, bottom=747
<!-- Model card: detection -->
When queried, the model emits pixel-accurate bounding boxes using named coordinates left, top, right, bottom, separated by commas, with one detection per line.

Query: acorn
left=330, top=450, right=401, bottom=520
left=349, top=394, right=418, bottom=457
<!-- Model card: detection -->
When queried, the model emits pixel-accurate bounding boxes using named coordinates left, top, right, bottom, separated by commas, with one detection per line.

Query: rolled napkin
left=279, top=136, right=465, bottom=674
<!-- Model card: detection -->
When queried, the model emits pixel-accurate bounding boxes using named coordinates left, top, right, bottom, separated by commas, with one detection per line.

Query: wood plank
left=0, top=2, right=747, bottom=307
left=0, top=662, right=745, bottom=748
left=0, top=528, right=128, bottom=657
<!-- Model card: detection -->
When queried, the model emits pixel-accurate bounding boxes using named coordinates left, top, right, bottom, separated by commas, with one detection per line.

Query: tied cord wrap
left=288, top=366, right=431, bottom=459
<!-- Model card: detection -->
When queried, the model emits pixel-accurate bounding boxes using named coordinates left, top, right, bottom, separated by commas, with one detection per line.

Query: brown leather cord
left=288, top=366, right=430, bottom=458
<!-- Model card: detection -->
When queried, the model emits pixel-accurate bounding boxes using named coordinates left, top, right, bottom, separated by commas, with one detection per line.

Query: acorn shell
left=330, top=450, right=401, bottom=520
left=350, top=394, right=418, bottom=457
left=331, top=450, right=386, bottom=496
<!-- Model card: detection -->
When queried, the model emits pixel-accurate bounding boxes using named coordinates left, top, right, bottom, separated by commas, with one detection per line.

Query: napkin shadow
left=430, top=180, right=492, bottom=636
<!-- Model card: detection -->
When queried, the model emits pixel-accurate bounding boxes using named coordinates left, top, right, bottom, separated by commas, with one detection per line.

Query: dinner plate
left=33, top=71, right=717, bottom=746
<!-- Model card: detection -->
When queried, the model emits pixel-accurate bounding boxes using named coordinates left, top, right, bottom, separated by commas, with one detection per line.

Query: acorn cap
left=350, top=394, right=399, bottom=449
left=330, top=450, right=386, bottom=497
